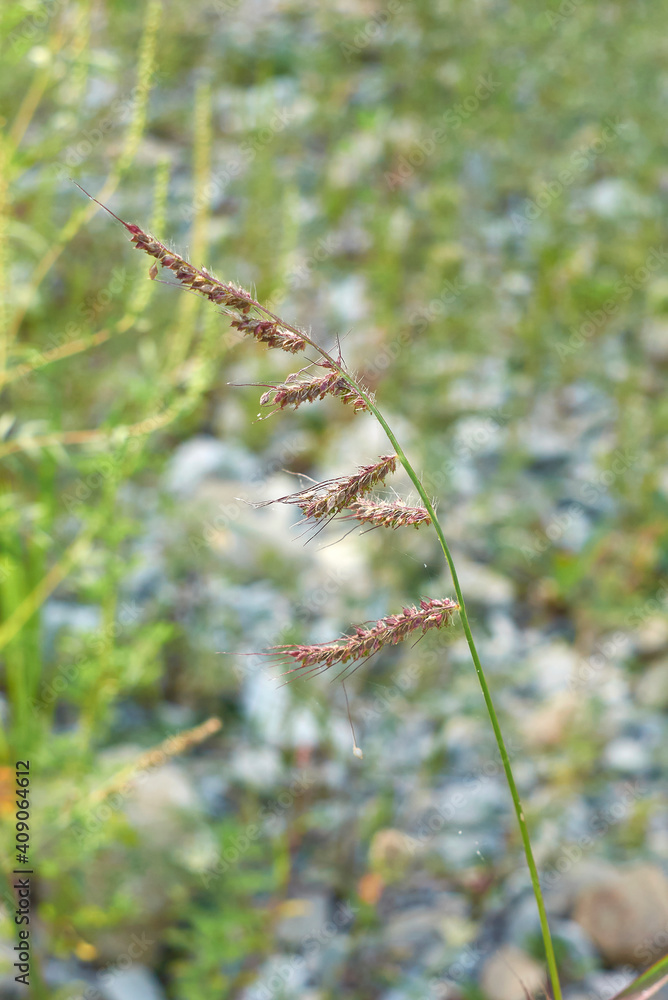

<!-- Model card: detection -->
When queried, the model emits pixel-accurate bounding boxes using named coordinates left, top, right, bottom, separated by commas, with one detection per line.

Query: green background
left=1, top=0, right=667, bottom=997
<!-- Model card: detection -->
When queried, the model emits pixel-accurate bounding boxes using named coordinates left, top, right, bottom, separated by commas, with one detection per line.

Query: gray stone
left=434, top=779, right=507, bottom=827
left=527, top=641, right=579, bottom=696
left=478, top=612, right=523, bottom=668
left=573, top=864, right=668, bottom=965
left=229, top=744, right=284, bottom=791
left=99, top=966, right=166, bottom=1000
left=434, top=829, right=503, bottom=869
left=241, top=667, right=290, bottom=746
left=648, top=809, right=668, bottom=856
left=602, top=737, right=651, bottom=774
left=636, top=659, right=668, bottom=709
left=241, top=952, right=310, bottom=999
left=521, top=692, right=579, bottom=749
left=42, top=957, right=94, bottom=991
left=448, top=556, right=514, bottom=606
left=387, top=917, right=443, bottom=962
left=634, top=615, right=668, bottom=655
left=369, top=828, right=423, bottom=878
left=584, top=968, right=636, bottom=1000
left=41, top=600, right=102, bottom=656
left=122, top=543, right=167, bottom=603
left=165, top=436, right=259, bottom=496
left=583, top=179, right=649, bottom=219
left=197, top=771, right=230, bottom=816
left=545, top=860, right=620, bottom=917
left=640, top=318, right=668, bottom=363
left=479, top=945, right=545, bottom=1000
left=123, top=762, right=199, bottom=847
left=552, top=918, right=598, bottom=968
left=275, top=893, right=330, bottom=946
left=327, top=274, right=369, bottom=322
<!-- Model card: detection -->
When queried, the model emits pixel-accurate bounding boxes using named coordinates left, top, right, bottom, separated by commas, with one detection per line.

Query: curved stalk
left=363, top=403, right=562, bottom=1000
left=89, top=191, right=562, bottom=998
left=242, top=307, right=562, bottom=1000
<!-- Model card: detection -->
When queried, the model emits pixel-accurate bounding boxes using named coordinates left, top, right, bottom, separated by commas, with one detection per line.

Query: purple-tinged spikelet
left=258, top=454, right=398, bottom=520
left=134, top=231, right=307, bottom=351
left=275, top=597, right=459, bottom=677
left=343, top=498, right=431, bottom=530
left=260, top=361, right=368, bottom=414
left=72, top=184, right=306, bottom=354
left=229, top=314, right=305, bottom=353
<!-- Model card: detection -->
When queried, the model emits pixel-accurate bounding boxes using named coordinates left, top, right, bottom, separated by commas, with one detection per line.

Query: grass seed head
left=229, top=314, right=306, bottom=353
left=259, top=454, right=398, bottom=520
left=72, top=185, right=309, bottom=356
left=343, top=498, right=431, bottom=530
left=274, top=597, right=459, bottom=677
left=260, top=361, right=368, bottom=414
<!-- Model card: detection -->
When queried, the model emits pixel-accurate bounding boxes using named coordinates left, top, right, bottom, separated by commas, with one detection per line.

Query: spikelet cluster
left=275, top=597, right=459, bottom=677
left=77, top=186, right=306, bottom=354
left=227, top=314, right=306, bottom=354
left=260, top=361, right=368, bottom=414
left=260, top=454, right=398, bottom=520
left=343, top=498, right=431, bottom=530
left=130, top=225, right=307, bottom=351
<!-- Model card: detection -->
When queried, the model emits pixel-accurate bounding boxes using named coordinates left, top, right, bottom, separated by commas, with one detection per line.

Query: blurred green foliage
left=0, top=0, right=667, bottom=997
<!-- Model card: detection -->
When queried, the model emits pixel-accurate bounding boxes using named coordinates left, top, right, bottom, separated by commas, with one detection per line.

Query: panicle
left=260, top=361, right=368, bottom=414
left=274, top=597, right=459, bottom=676
left=343, top=498, right=431, bottom=530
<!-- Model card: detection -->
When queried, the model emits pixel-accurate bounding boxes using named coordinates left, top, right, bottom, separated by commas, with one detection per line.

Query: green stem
left=244, top=305, right=562, bottom=999
left=365, top=405, right=562, bottom=1000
